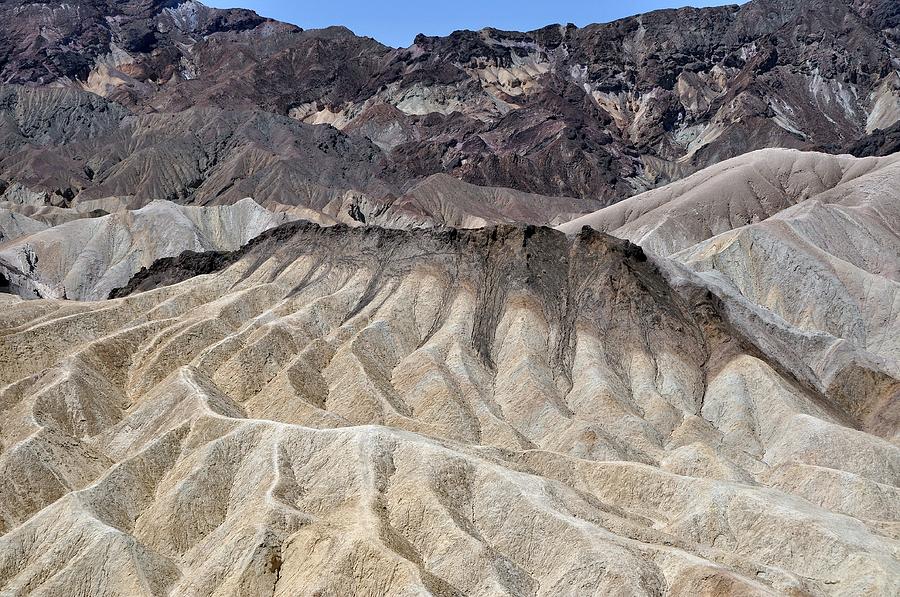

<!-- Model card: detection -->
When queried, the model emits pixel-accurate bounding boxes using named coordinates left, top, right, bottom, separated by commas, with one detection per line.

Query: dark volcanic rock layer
left=0, top=0, right=897, bottom=209
left=825, top=121, right=900, bottom=157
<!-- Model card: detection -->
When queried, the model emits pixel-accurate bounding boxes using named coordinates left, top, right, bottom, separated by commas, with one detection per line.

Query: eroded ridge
left=0, top=223, right=897, bottom=596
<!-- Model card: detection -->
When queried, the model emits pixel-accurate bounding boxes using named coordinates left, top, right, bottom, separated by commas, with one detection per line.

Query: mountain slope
left=0, top=1, right=898, bottom=595
left=0, top=0, right=897, bottom=206
left=557, top=149, right=900, bottom=254
left=0, top=223, right=896, bottom=595
left=557, top=149, right=900, bottom=418
left=0, top=198, right=293, bottom=300
left=0, top=209, right=46, bottom=244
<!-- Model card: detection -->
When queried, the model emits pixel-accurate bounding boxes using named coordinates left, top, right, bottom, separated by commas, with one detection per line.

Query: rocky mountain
left=0, top=0, right=898, bottom=213
left=826, top=120, right=900, bottom=156
left=1, top=219, right=898, bottom=595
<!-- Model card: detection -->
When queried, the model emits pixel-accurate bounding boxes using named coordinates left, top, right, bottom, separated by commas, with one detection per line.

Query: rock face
left=0, top=222, right=897, bottom=595
left=0, top=0, right=898, bottom=208
left=821, top=121, right=900, bottom=157
left=0, top=85, right=607, bottom=227
left=0, top=198, right=293, bottom=300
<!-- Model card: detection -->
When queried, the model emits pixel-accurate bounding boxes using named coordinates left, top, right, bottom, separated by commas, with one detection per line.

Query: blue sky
left=205, top=1, right=744, bottom=47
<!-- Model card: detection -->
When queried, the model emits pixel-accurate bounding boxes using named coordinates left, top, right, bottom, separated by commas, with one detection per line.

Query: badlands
left=0, top=0, right=897, bottom=595
left=0, top=148, right=897, bottom=596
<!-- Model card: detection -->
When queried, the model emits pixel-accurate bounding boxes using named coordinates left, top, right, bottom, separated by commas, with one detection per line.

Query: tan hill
left=0, top=198, right=293, bottom=300
left=0, top=1, right=898, bottom=594
left=557, top=148, right=900, bottom=254
left=673, top=179, right=900, bottom=367
left=0, top=209, right=47, bottom=244
left=0, top=223, right=896, bottom=595
left=557, top=148, right=900, bottom=415
left=0, top=180, right=604, bottom=305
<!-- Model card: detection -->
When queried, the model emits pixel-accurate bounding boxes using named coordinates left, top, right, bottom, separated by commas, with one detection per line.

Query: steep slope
left=558, top=148, right=900, bottom=392
left=0, top=0, right=897, bottom=205
left=0, top=85, right=608, bottom=226
left=0, top=209, right=46, bottom=244
left=0, top=222, right=896, bottom=595
left=671, top=161, right=900, bottom=373
left=0, top=86, right=393, bottom=210
left=557, top=149, right=900, bottom=254
left=821, top=121, right=900, bottom=157
left=0, top=198, right=293, bottom=300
